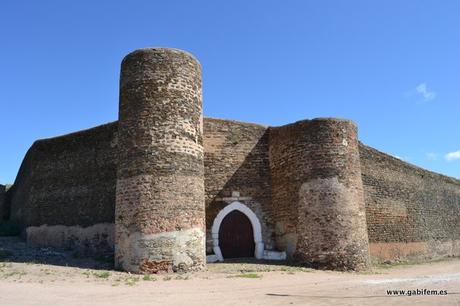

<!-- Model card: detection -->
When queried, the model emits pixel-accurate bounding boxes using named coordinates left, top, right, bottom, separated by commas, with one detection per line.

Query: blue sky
left=1, top=0, right=459, bottom=183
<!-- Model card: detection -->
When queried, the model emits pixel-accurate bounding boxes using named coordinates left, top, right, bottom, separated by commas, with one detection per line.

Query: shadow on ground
left=0, top=236, right=113, bottom=270
left=1, top=236, right=306, bottom=272
left=217, top=257, right=306, bottom=267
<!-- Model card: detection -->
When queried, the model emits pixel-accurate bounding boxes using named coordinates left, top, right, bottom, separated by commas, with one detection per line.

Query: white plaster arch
left=211, top=201, right=264, bottom=261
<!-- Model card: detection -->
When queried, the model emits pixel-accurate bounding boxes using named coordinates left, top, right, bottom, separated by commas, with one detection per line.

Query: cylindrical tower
left=115, top=48, right=205, bottom=273
left=295, top=118, right=370, bottom=271
left=270, top=118, right=369, bottom=271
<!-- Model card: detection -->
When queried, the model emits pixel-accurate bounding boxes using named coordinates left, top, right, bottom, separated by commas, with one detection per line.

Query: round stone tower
left=270, top=118, right=370, bottom=271
left=115, top=48, right=205, bottom=273
left=296, top=118, right=370, bottom=271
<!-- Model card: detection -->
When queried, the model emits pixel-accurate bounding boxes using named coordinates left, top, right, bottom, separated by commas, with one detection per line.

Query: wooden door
left=218, top=210, right=255, bottom=258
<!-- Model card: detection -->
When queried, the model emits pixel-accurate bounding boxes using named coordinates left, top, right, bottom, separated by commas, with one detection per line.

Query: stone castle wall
left=7, top=122, right=118, bottom=254
left=360, top=143, right=460, bottom=262
left=0, top=184, right=6, bottom=221
left=3, top=48, right=459, bottom=271
left=5, top=117, right=277, bottom=258
left=5, top=117, right=460, bottom=267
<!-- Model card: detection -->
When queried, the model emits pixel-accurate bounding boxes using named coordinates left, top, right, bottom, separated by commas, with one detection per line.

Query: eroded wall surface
left=8, top=122, right=118, bottom=254
left=360, top=143, right=460, bottom=262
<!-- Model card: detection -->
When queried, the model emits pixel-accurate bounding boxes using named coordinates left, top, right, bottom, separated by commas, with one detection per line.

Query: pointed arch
left=211, top=201, right=264, bottom=261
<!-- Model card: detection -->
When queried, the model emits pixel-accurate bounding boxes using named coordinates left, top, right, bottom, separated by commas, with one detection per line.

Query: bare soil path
left=0, top=237, right=459, bottom=305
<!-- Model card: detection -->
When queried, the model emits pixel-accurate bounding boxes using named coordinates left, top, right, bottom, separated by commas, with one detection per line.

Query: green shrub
left=94, top=271, right=111, bottom=279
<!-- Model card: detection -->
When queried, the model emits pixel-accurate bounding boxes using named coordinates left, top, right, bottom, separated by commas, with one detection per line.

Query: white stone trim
left=206, top=254, right=219, bottom=263
left=211, top=201, right=264, bottom=261
left=263, top=250, right=287, bottom=260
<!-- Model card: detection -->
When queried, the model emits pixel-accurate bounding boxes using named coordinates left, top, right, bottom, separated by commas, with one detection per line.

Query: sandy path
left=0, top=259, right=459, bottom=305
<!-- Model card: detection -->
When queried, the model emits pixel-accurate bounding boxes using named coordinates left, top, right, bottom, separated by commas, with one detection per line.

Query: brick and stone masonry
left=5, top=122, right=117, bottom=254
left=270, top=119, right=370, bottom=271
left=115, top=48, right=205, bottom=273
left=3, top=47, right=459, bottom=273
left=360, top=143, right=460, bottom=262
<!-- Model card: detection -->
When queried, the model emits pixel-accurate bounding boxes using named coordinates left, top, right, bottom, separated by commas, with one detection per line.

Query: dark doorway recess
left=218, top=210, right=255, bottom=258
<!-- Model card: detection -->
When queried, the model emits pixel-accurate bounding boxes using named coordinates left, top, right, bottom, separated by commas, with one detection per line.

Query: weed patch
left=94, top=271, right=110, bottom=279
left=142, top=274, right=156, bottom=281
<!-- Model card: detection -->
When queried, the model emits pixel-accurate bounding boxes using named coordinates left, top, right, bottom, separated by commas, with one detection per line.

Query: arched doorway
left=218, top=210, right=255, bottom=258
left=211, top=201, right=265, bottom=261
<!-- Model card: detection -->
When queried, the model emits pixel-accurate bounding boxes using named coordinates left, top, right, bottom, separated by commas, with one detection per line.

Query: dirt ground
left=0, top=237, right=459, bottom=305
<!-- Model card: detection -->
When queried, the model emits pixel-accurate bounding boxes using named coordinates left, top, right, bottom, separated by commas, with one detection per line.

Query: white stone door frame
left=211, top=201, right=264, bottom=261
